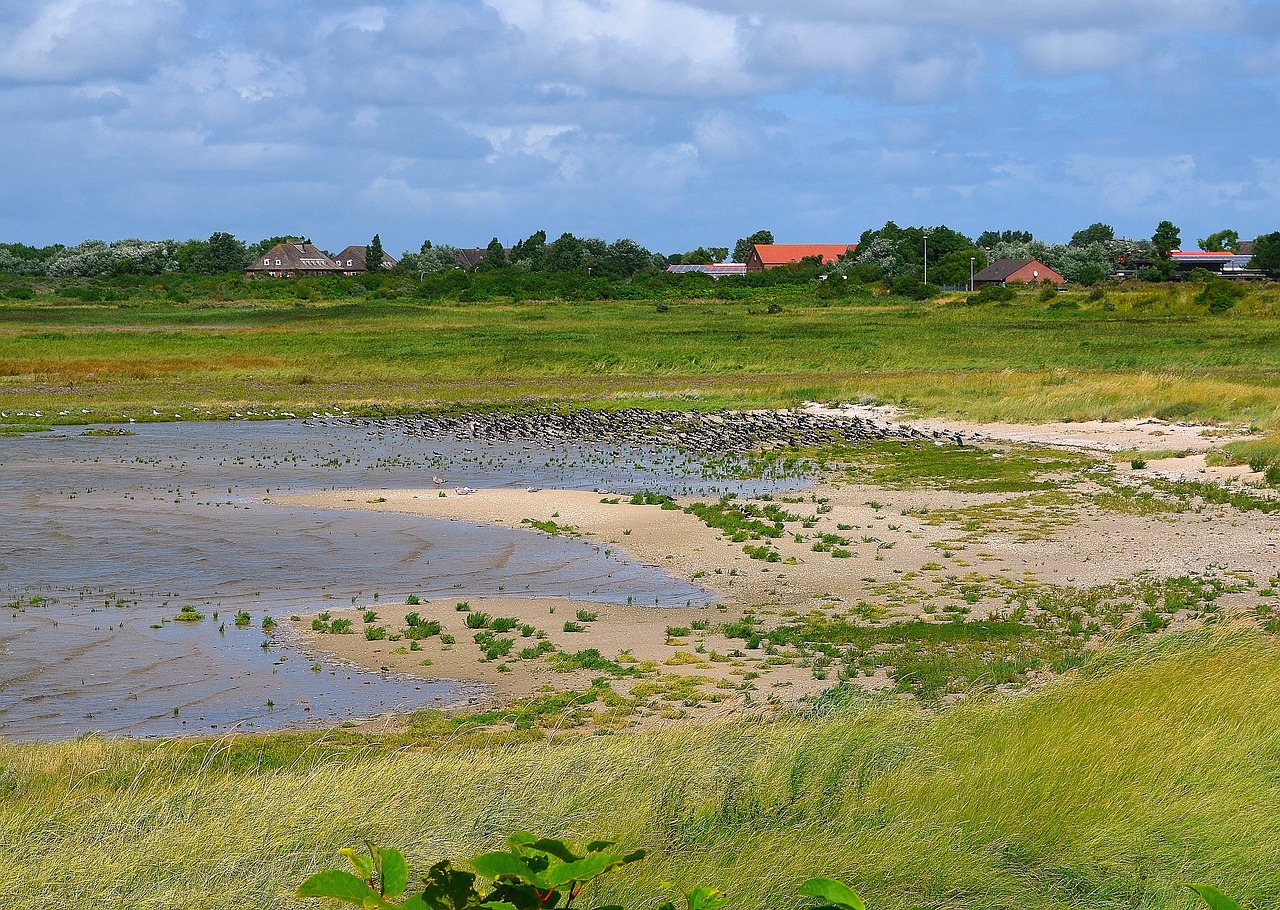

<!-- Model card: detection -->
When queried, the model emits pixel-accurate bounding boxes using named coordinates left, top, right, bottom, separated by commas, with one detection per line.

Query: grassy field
left=2, top=626, right=1277, bottom=910
left=2, top=281, right=1280, bottom=427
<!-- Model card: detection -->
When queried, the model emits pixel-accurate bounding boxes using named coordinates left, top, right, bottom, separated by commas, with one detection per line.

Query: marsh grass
left=4, top=286, right=1280, bottom=425
left=3, top=627, right=1279, bottom=909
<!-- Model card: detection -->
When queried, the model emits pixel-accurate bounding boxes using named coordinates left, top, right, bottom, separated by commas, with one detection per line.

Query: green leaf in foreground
left=380, top=847, right=410, bottom=899
left=421, top=860, right=485, bottom=910
left=297, top=869, right=380, bottom=905
left=798, top=877, right=867, bottom=910
left=1185, top=884, right=1245, bottom=910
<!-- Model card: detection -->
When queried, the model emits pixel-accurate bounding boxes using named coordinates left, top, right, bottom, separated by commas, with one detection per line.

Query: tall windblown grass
left=3, top=626, right=1278, bottom=909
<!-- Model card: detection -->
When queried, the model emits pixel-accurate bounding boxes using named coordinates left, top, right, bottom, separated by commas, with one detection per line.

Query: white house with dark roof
left=245, top=241, right=340, bottom=278
left=332, top=245, right=397, bottom=275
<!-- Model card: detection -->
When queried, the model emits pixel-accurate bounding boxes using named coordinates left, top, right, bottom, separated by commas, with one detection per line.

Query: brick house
left=245, top=241, right=341, bottom=278
left=332, top=245, right=398, bottom=275
left=972, top=258, right=1064, bottom=288
left=745, top=244, right=856, bottom=272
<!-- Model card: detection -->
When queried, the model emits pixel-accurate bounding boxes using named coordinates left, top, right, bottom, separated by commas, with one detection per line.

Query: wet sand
left=1, top=421, right=774, bottom=739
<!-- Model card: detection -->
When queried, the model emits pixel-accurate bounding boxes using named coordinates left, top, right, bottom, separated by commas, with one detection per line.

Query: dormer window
left=263, top=258, right=270, bottom=265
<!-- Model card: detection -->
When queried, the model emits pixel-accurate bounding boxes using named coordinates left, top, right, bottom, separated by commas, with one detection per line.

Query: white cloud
left=318, top=6, right=388, bottom=38
left=1021, top=29, right=1139, bottom=75
left=484, top=0, right=757, bottom=95
left=164, top=50, right=303, bottom=102
left=0, top=0, right=181, bottom=83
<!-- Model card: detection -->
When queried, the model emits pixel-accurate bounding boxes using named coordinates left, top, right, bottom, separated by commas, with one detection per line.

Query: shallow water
left=0, top=419, right=791, bottom=739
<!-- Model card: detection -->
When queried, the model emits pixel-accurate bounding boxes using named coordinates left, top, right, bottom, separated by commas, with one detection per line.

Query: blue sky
left=2, top=0, right=1279, bottom=255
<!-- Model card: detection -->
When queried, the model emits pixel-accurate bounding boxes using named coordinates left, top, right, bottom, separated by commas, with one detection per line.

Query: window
left=275, top=259, right=281, bottom=266
left=263, top=258, right=270, bottom=265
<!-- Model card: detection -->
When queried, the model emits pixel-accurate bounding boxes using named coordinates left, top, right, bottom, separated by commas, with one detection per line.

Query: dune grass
left=3, top=284, right=1280, bottom=426
left=3, top=626, right=1277, bottom=909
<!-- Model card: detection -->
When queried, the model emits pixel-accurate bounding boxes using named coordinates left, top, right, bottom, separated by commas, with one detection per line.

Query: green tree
left=601, top=238, right=654, bottom=278
left=367, top=234, right=386, bottom=272
left=510, top=230, right=547, bottom=270
left=542, top=233, right=585, bottom=272
left=479, top=237, right=507, bottom=271
left=1249, top=232, right=1280, bottom=277
left=201, top=231, right=248, bottom=274
left=933, top=248, right=988, bottom=286
left=977, top=229, right=1032, bottom=247
left=1197, top=229, right=1240, bottom=253
left=1152, top=221, right=1181, bottom=258
left=1070, top=223, right=1115, bottom=247
left=732, top=230, right=773, bottom=263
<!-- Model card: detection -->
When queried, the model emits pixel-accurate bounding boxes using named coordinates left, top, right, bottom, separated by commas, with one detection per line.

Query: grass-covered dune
left=2, top=281, right=1280, bottom=427
left=5, top=626, right=1277, bottom=909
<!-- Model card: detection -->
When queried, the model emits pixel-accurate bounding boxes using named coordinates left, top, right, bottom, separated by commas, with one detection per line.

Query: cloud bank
left=2, top=0, right=1278, bottom=251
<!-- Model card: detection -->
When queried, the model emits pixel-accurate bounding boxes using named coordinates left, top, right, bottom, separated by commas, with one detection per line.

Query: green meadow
left=2, top=279, right=1280, bottom=428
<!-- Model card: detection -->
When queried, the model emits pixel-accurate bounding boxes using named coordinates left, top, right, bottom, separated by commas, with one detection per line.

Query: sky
left=2, top=0, right=1279, bottom=256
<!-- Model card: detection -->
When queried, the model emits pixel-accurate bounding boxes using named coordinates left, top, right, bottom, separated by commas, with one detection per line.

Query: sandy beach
left=277, top=463, right=1280, bottom=717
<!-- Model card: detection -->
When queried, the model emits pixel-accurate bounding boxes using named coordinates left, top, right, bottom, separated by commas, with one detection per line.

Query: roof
left=751, top=244, right=856, bottom=266
left=972, top=258, right=1056, bottom=281
left=247, top=242, right=339, bottom=272
left=455, top=247, right=510, bottom=269
left=333, top=245, right=397, bottom=271
left=666, top=263, right=747, bottom=276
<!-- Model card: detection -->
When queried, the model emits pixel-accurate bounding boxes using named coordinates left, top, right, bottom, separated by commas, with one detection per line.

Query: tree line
left=1, top=223, right=1277, bottom=283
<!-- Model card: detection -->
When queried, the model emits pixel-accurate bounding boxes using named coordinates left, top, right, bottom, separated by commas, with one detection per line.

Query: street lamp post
left=922, top=233, right=928, bottom=285
left=970, top=256, right=976, bottom=292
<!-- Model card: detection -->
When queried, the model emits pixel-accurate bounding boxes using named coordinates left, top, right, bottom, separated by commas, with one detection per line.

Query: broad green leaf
left=799, top=878, right=866, bottom=910
left=544, top=853, right=624, bottom=888
left=1186, top=885, right=1245, bottom=910
left=298, top=869, right=380, bottom=905
left=481, top=902, right=520, bottom=910
left=507, top=832, right=539, bottom=849
left=472, top=852, right=539, bottom=884
left=530, top=838, right=580, bottom=864
left=619, top=849, right=646, bottom=866
left=342, top=847, right=375, bottom=880
left=381, top=848, right=409, bottom=899
left=404, top=896, right=428, bottom=910
left=685, top=887, right=728, bottom=910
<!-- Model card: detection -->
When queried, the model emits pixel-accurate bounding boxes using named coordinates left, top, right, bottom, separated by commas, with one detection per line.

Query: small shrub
left=465, top=611, right=491, bottom=629
left=563, top=621, right=585, bottom=633
left=234, top=610, right=251, bottom=627
left=406, top=594, right=420, bottom=605
left=576, top=609, right=599, bottom=622
left=491, top=616, right=519, bottom=632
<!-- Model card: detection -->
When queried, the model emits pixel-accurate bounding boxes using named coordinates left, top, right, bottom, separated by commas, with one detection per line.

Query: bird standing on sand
left=432, top=475, right=444, bottom=486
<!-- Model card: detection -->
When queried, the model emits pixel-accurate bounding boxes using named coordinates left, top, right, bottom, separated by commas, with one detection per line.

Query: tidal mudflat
left=0, top=419, right=785, bottom=739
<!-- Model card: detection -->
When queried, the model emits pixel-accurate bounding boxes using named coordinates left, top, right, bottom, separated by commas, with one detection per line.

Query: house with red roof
left=1168, top=250, right=1255, bottom=275
left=972, top=258, right=1064, bottom=288
left=746, top=244, right=856, bottom=272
